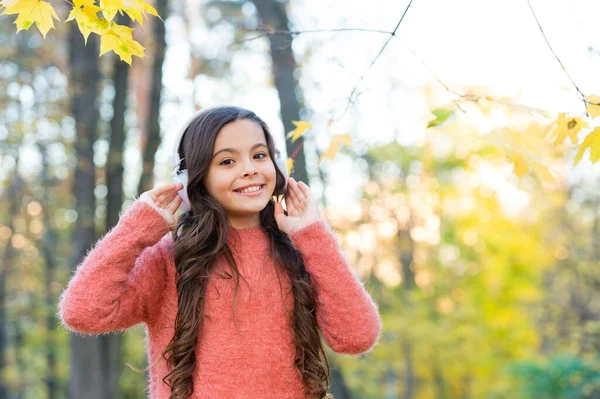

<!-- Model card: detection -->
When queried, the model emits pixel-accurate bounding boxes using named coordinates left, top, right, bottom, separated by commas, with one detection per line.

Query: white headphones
left=171, top=109, right=289, bottom=212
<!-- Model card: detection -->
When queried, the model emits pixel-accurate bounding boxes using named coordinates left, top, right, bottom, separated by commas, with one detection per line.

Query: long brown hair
left=162, top=106, right=331, bottom=398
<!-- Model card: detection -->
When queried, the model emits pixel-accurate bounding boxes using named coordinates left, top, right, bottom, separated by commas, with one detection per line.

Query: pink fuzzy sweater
left=58, top=200, right=381, bottom=398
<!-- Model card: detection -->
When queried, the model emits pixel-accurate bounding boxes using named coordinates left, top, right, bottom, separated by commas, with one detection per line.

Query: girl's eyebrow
left=212, top=143, right=268, bottom=159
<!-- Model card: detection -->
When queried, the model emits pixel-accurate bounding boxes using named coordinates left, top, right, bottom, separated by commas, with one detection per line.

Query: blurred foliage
left=2, top=2, right=600, bottom=398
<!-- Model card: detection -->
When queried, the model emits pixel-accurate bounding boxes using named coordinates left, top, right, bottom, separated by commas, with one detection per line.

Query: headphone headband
left=172, top=109, right=204, bottom=175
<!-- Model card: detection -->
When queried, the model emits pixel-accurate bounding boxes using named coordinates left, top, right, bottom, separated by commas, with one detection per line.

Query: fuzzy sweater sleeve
left=58, top=200, right=171, bottom=334
left=289, top=220, right=382, bottom=355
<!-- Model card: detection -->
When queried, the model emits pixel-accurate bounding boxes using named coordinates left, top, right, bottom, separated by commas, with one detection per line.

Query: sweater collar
left=227, top=225, right=269, bottom=245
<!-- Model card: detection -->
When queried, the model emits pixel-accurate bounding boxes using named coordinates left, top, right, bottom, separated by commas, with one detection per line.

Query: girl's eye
left=219, top=153, right=267, bottom=166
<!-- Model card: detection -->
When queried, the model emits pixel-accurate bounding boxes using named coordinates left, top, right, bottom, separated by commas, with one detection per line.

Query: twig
left=334, top=0, right=415, bottom=122
left=238, top=27, right=395, bottom=44
left=232, top=0, right=582, bottom=121
left=526, top=0, right=598, bottom=112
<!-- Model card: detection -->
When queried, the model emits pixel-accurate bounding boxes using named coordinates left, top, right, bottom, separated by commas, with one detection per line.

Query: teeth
left=237, top=185, right=262, bottom=193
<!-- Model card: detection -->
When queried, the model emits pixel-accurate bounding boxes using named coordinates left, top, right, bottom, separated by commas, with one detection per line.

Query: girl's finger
left=154, top=184, right=183, bottom=207
left=286, top=179, right=304, bottom=212
left=284, top=194, right=297, bottom=215
left=166, top=195, right=183, bottom=214
left=287, top=178, right=301, bottom=203
left=296, top=181, right=311, bottom=198
left=293, top=182, right=308, bottom=204
left=162, top=191, right=179, bottom=209
left=153, top=184, right=176, bottom=196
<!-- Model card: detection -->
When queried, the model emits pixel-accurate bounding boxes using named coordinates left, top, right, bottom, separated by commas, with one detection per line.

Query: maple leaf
left=65, top=0, right=107, bottom=44
left=573, top=126, right=600, bottom=166
left=99, top=22, right=145, bottom=65
left=121, top=0, right=159, bottom=25
left=1, top=0, right=60, bottom=38
left=531, top=160, right=555, bottom=184
left=427, top=108, right=453, bottom=128
left=0, top=0, right=20, bottom=12
left=318, top=134, right=353, bottom=165
left=99, top=0, right=159, bottom=25
left=286, top=158, right=294, bottom=177
left=507, top=153, right=529, bottom=177
left=549, top=113, right=588, bottom=145
left=286, top=121, right=311, bottom=143
left=586, top=94, right=600, bottom=119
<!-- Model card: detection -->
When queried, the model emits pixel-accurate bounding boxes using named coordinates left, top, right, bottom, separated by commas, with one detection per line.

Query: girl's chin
left=228, top=196, right=271, bottom=210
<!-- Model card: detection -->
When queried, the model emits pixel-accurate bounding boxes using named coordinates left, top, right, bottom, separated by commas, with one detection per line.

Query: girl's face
left=202, top=119, right=277, bottom=229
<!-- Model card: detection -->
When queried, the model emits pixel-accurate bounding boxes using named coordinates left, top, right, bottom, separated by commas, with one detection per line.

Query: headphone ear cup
left=274, top=155, right=288, bottom=192
left=172, top=170, right=191, bottom=212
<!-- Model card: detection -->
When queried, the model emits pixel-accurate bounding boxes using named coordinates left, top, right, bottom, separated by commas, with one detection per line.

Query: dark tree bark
left=66, top=23, right=103, bottom=399
left=249, top=0, right=309, bottom=185
left=100, top=12, right=133, bottom=399
left=37, top=144, right=59, bottom=399
left=0, top=164, right=24, bottom=399
left=138, top=0, right=168, bottom=196
left=402, top=339, right=415, bottom=399
left=329, top=358, right=352, bottom=399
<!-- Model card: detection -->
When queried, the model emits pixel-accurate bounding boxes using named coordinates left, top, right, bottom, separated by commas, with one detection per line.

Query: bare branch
left=526, top=0, right=597, bottom=112
left=231, top=0, right=596, bottom=122
left=238, top=26, right=395, bottom=44
left=334, top=0, right=415, bottom=122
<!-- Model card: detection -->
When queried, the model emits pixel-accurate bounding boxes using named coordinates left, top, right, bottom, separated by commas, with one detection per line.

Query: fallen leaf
left=286, top=121, right=311, bottom=143
left=319, top=134, right=353, bottom=165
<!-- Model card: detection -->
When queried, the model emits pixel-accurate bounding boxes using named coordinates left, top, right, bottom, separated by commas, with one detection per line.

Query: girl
left=58, top=106, right=381, bottom=399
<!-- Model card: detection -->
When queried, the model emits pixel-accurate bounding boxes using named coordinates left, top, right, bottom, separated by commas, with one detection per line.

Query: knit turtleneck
left=58, top=200, right=382, bottom=398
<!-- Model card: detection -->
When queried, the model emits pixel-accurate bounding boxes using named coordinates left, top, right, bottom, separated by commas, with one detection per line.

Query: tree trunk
left=67, top=22, right=103, bottom=399
left=249, top=0, right=309, bottom=185
left=138, top=0, right=168, bottom=196
left=329, top=357, right=352, bottom=399
left=402, top=339, right=414, bottom=399
left=0, top=165, right=24, bottom=399
left=399, top=211, right=416, bottom=398
left=37, top=144, right=59, bottom=399
left=99, top=13, right=134, bottom=399
left=432, top=359, right=446, bottom=399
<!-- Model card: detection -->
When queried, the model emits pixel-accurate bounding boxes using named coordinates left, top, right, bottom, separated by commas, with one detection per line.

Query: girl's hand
left=139, top=183, right=184, bottom=231
left=274, top=177, right=323, bottom=235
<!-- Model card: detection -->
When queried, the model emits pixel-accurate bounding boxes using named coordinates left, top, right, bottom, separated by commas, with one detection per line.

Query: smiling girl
left=58, top=106, right=381, bottom=399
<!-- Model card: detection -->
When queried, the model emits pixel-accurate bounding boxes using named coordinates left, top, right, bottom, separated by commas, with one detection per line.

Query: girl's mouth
left=234, top=184, right=265, bottom=196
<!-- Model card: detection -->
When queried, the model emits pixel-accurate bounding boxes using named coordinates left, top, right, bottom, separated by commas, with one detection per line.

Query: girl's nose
left=242, top=165, right=258, bottom=177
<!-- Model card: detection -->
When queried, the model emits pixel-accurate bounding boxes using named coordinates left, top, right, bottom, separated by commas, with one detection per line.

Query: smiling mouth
left=234, top=184, right=265, bottom=194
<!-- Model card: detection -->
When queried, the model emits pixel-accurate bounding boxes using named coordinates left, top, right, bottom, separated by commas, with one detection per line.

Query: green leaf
left=427, top=108, right=453, bottom=128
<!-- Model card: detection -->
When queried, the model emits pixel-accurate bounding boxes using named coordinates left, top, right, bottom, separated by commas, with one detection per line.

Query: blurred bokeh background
left=2, top=0, right=600, bottom=397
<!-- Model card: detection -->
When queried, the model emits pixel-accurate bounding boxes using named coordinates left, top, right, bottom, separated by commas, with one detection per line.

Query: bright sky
left=127, top=0, right=600, bottom=207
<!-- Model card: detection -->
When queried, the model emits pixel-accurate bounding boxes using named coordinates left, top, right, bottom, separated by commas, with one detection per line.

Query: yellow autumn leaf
left=286, top=158, right=294, bottom=177
left=1, top=0, right=60, bottom=38
left=0, top=0, right=20, bottom=12
left=99, top=0, right=159, bottom=25
left=586, top=94, right=600, bottom=119
left=121, top=0, right=159, bottom=25
left=66, top=0, right=107, bottom=44
left=549, top=113, right=588, bottom=146
left=573, top=126, right=600, bottom=166
left=286, top=121, right=311, bottom=143
left=530, top=161, right=555, bottom=184
left=506, top=129, right=536, bottom=153
left=507, top=153, right=529, bottom=177
left=99, top=22, right=145, bottom=65
left=318, top=134, right=353, bottom=165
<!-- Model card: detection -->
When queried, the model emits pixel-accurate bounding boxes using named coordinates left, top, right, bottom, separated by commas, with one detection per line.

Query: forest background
left=2, top=0, right=600, bottom=397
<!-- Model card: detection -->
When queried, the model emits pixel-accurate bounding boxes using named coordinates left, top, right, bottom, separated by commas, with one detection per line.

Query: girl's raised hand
left=139, top=183, right=184, bottom=231
left=274, top=177, right=323, bottom=235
